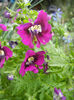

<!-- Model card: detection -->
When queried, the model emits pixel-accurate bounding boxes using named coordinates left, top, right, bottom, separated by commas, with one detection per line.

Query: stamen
left=28, top=25, right=42, bottom=34
left=28, top=57, right=34, bottom=63
left=0, top=50, right=5, bottom=56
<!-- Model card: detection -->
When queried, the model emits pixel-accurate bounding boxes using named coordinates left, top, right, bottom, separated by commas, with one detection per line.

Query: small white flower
left=23, top=0, right=29, bottom=4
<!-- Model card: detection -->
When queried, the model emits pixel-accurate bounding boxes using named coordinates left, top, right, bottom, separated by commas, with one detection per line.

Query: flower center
left=28, top=25, right=42, bottom=34
left=28, top=57, right=34, bottom=63
left=0, top=50, right=5, bottom=56
left=26, top=57, right=34, bottom=65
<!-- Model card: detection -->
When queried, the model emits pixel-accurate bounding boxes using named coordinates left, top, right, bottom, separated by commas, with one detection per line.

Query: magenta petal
left=32, top=67, right=38, bottom=73
left=48, top=15, right=51, bottom=20
left=28, top=65, right=36, bottom=71
left=38, top=36, right=47, bottom=45
left=17, top=27, right=34, bottom=48
left=24, top=50, right=35, bottom=62
left=16, top=23, right=34, bottom=48
left=16, top=23, right=32, bottom=30
left=0, top=24, right=8, bottom=31
left=0, top=58, right=5, bottom=68
left=36, top=40, right=40, bottom=48
left=38, top=24, right=52, bottom=45
left=19, top=62, right=25, bottom=76
left=38, top=35, right=49, bottom=44
left=16, top=9, right=21, bottom=12
left=38, top=33, right=52, bottom=45
left=36, top=51, right=45, bottom=55
left=27, top=66, right=33, bottom=71
left=39, top=65, right=43, bottom=69
left=29, top=19, right=33, bottom=23
left=25, top=65, right=38, bottom=73
left=34, top=10, right=49, bottom=31
left=25, top=67, right=30, bottom=72
left=22, top=35, right=34, bottom=48
left=36, top=36, right=40, bottom=48
left=0, top=42, right=1, bottom=47
left=3, top=46, right=13, bottom=60
left=34, top=10, right=52, bottom=46
left=35, top=55, right=45, bottom=65
left=35, top=51, right=45, bottom=65
left=41, top=24, right=51, bottom=35
left=16, top=25, right=30, bottom=39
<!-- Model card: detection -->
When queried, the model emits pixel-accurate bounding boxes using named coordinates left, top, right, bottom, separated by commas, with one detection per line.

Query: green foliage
left=67, top=18, right=74, bottom=32
left=0, top=40, right=73, bottom=100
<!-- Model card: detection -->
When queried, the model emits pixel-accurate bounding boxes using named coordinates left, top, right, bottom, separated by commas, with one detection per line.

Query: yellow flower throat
left=26, top=57, right=34, bottom=65
left=28, top=57, right=34, bottom=63
left=0, top=50, right=5, bottom=56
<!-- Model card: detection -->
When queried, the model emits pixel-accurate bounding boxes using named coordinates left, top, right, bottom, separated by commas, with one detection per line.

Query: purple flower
left=44, top=62, right=48, bottom=73
left=63, top=35, right=72, bottom=43
left=62, top=37, right=66, bottom=40
left=4, top=11, right=11, bottom=19
left=52, top=8, right=62, bottom=21
left=53, top=17, right=57, bottom=21
left=0, top=24, right=8, bottom=31
left=57, top=8, right=61, bottom=12
left=7, top=74, right=14, bottom=80
left=16, top=10, right=52, bottom=48
left=29, top=19, right=33, bottom=23
left=47, top=55, right=50, bottom=60
left=53, top=88, right=66, bottom=100
left=9, top=41, right=18, bottom=49
left=0, top=42, right=13, bottom=68
left=16, top=9, right=21, bottom=12
left=19, top=50, right=45, bottom=76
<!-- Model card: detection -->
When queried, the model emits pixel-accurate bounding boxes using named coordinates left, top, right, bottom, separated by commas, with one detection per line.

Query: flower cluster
left=0, top=10, right=52, bottom=74
left=16, top=10, right=52, bottom=48
left=0, top=9, right=67, bottom=100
